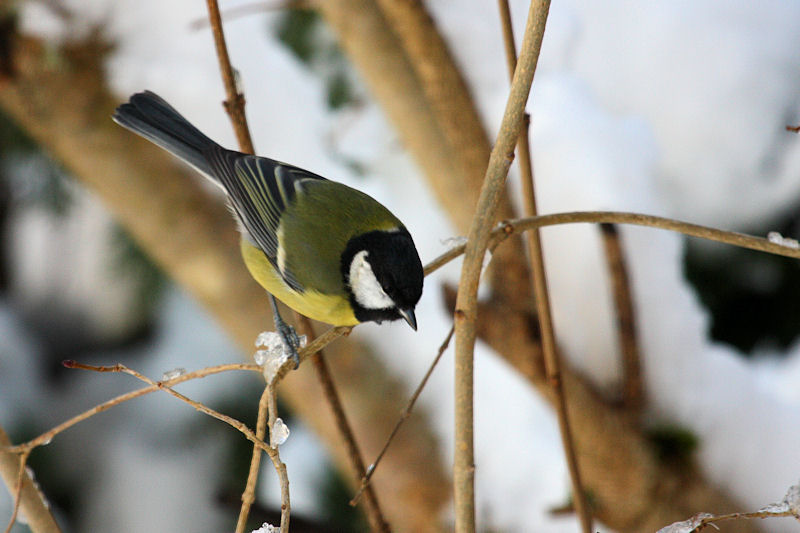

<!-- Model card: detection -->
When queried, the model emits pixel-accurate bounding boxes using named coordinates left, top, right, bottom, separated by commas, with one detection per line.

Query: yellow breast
left=240, top=239, right=359, bottom=326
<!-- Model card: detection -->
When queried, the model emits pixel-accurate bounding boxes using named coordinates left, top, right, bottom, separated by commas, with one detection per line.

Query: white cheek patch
left=349, top=250, right=394, bottom=310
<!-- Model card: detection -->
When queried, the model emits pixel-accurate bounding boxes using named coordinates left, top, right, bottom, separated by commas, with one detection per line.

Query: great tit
left=113, top=91, right=423, bottom=362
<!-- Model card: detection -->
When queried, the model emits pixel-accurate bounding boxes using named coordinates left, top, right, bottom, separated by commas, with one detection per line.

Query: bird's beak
left=398, top=308, right=417, bottom=331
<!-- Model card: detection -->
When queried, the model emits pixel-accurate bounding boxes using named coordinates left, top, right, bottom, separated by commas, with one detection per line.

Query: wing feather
left=205, top=146, right=326, bottom=292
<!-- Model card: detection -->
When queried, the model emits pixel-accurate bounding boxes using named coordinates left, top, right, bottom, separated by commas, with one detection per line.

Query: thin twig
left=310, top=353, right=389, bottom=531
left=3, top=449, right=31, bottom=533
left=187, top=210, right=800, bottom=400
left=264, top=383, right=290, bottom=530
left=424, top=210, right=800, bottom=278
left=600, top=223, right=644, bottom=410
left=206, top=0, right=255, bottom=154
left=692, top=509, right=800, bottom=530
left=205, top=1, right=292, bottom=529
left=298, top=316, right=390, bottom=533
left=4, top=363, right=261, bottom=455
left=67, top=362, right=286, bottom=531
left=351, top=324, right=455, bottom=506
left=453, top=2, right=550, bottom=531
left=74, top=363, right=273, bottom=452
left=497, top=2, right=591, bottom=530
left=660, top=482, right=800, bottom=531
left=235, top=385, right=271, bottom=533
left=0, top=426, right=60, bottom=533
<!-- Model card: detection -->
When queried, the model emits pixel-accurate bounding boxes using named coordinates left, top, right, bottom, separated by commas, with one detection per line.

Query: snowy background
left=3, top=0, right=800, bottom=531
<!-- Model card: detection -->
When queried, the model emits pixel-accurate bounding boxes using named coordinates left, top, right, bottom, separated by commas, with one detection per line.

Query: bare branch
left=600, top=223, right=644, bottom=410
left=302, top=316, right=389, bottom=532
left=235, top=384, right=271, bottom=533
left=351, top=324, right=455, bottom=506
left=0, top=427, right=60, bottom=533
left=425, top=210, right=800, bottom=279
left=263, top=384, right=290, bottom=532
left=206, top=0, right=255, bottom=154
left=658, top=482, right=799, bottom=532
left=497, top=1, right=591, bottom=529
left=4, top=363, right=261, bottom=455
left=453, top=2, right=551, bottom=531
left=205, top=0, right=291, bottom=527
left=3, top=449, right=31, bottom=533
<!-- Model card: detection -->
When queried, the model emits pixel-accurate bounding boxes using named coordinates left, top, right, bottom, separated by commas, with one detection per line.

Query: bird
left=113, top=91, right=423, bottom=367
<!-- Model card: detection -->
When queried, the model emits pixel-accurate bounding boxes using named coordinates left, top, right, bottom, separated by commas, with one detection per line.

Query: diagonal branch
left=206, top=2, right=290, bottom=529
left=302, top=316, right=389, bottom=533
left=0, top=427, right=60, bottom=533
left=205, top=3, right=389, bottom=530
left=600, top=223, right=644, bottom=410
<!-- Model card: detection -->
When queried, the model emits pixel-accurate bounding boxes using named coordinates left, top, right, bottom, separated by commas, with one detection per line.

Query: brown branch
left=351, top=324, right=455, bottom=507
left=264, top=383, right=290, bottom=531
left=72, top=362, right=273, bottom=452
left=660, top=482, right=799, bottom=532
left=453, top=2, right=550, bottom=531
left=302, top=316, right=389, bottom=533
left=0, top=428, right=60, bottom=533
left=308, top=355, right=388, bottom=531
left=5, top=363, right=261, bottom=455
left=270, top=207, right=800, bottom=382
left=206, top=0, right=254, bottom=154
left=205, top=3, right=390, bottom=530
left=3, top=449, right=31, bottom=533
left=600, top=223, right=644, bottom=410
left=497, top=2, right=591, bottom=530
left=206, top=0, right=290, bottom=528
left=424, top=211, right=800, bottom=279
left=235, top=384, right=271, bottom=533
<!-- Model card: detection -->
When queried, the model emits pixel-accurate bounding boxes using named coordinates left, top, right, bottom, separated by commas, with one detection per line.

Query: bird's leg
left=269, top=295, right=302, bottom=369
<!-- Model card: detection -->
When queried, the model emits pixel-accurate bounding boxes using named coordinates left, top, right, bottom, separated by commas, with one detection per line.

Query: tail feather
left=113, top=91, right=219, bottom=181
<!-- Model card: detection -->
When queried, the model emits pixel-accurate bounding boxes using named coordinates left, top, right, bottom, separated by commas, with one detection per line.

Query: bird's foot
left=276, top=319, right=304, bottom=369
left=269, top=295, right=306, bottom=369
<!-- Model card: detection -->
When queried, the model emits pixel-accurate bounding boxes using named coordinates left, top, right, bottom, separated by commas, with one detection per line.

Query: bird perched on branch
left=113, top=91, right=423, bottom=366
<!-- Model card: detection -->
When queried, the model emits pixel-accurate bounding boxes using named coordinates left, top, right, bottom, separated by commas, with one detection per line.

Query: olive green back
left=279, top=180, right=402, bottom=295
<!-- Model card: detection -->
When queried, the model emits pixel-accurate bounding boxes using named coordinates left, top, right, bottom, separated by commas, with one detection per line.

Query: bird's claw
left=276, top=321, right=302, bottom=369
left=269, top=295, right=306, bottom=370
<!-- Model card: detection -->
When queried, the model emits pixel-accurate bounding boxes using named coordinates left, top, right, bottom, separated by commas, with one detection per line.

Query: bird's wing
left=205, top=147, right=326, bottom=291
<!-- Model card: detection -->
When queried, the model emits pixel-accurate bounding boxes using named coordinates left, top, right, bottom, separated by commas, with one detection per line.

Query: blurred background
left=2, top=1, right=800, bottom=532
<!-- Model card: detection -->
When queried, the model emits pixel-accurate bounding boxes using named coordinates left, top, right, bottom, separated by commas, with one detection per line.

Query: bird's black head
left=341, top=228, right=424, bottom=329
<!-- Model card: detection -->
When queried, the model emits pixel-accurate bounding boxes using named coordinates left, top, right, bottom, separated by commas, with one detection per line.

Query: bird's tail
left=113, top=91, right=219, bottom=181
